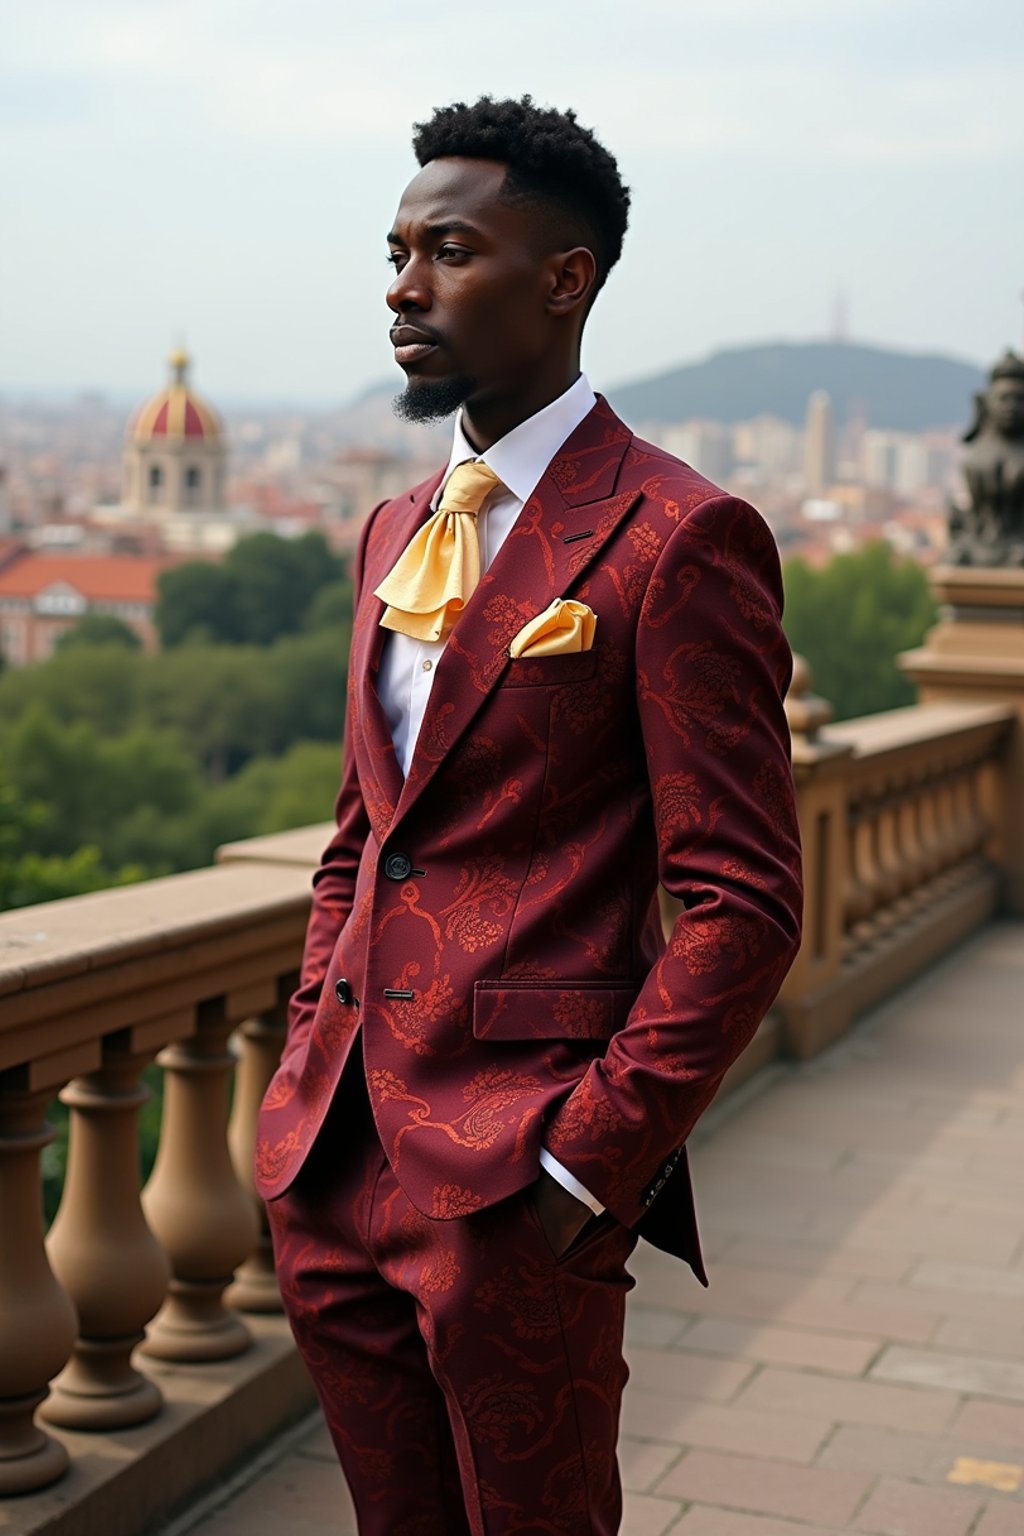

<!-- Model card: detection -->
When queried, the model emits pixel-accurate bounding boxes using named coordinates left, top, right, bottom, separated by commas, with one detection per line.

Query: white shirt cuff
left=538, top=1147, right=605, bottom=1215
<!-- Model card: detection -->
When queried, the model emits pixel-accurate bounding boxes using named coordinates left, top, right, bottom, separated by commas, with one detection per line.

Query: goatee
left=393, top=373, right=476, bottom=425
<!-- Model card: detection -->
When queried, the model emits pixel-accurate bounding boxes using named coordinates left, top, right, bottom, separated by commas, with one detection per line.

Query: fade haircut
left=412, top=95, right=630, bottom=299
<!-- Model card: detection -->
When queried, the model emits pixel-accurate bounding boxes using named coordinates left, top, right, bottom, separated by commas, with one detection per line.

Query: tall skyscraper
left=804, top=390, right=837, bottom=496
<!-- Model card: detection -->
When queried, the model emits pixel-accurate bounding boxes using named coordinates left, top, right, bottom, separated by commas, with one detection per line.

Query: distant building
left=93, top=348, right=260, bottom=553
left=804, top=390, right=837, bottom=496
left=647, top=421, right=732, bottom=483
left=0, top=553, right=169, bottom=666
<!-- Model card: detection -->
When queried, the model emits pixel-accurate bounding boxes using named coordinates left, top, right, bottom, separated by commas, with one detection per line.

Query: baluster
left=42, top=1042, right=170, bottom=1429
left=873, top=787, right=909, bottom=928
left=931, top=772, right=961, bottom=889
left=226, top=1003, right=288, bottom=1313
left=916, top=775, right=945, bottom=888
left=0, top=1083, right=78, bottom=1494
left=846, top=800, right=880, bottom=956
left=140, top=999, right=261, bottom=1361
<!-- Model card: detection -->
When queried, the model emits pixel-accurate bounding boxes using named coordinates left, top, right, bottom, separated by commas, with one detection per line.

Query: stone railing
left=778, top=659, right=1014, bottom=1056
left=0, top=678, right=1016, bottom=1533
left=0, top=860, right=318, bottom=1530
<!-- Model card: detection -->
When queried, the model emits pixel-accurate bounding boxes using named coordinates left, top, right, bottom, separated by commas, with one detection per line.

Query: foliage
left=782, top=542, right=937, bottom=721
left=155, top=530, right=348, bottom=647
left=55, top=613, right=142, bottom=651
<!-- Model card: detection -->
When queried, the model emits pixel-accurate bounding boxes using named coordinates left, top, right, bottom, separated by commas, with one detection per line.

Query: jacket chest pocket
left=500, top=649, right=599, bottom=689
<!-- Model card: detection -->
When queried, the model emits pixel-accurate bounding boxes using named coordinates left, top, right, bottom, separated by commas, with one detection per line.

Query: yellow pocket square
left=508, top=599, right=597, bottom=658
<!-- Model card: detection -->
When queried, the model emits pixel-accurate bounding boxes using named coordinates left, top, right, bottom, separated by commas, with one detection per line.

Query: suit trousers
left=265, top=1058, right=640, bottom=1536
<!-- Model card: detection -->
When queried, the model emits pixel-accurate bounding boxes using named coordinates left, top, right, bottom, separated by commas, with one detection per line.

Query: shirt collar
left=438, top=373, right=597, bottom=506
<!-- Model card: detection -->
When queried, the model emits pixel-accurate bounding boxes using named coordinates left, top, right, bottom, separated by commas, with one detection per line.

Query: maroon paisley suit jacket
left=254, top=396, right=803, bottom=1281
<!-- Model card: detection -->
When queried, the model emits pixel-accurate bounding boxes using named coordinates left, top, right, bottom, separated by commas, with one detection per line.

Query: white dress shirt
left=376, top=371, right=604, bottom=1216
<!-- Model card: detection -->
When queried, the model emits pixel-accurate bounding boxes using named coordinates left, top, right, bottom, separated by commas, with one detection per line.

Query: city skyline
left=4, top=1, right=1023, bottom=403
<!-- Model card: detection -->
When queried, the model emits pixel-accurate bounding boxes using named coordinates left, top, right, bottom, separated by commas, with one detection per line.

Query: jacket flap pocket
left=472, top=979, right=636, bottom=1041
left=501, top=648, right=599, bottom=688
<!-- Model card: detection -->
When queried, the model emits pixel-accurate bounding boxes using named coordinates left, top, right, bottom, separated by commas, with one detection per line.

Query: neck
left=459, top=361, right=581, bottom=453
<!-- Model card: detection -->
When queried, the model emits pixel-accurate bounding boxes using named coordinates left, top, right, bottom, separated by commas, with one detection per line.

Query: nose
left=386, top=254, right=431, bottom=316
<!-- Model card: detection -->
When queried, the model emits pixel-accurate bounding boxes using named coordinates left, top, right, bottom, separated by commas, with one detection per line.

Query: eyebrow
left=386, top=220, right=482, bottom=245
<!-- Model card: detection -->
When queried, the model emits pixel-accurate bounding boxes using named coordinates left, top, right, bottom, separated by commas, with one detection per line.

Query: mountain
left=605, top=340, right=985, bottom=432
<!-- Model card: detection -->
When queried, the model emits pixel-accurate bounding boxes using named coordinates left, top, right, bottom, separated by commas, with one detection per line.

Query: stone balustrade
left=0, top=677, right=1016, bottom=1529
left=780, top=665, right=1014, bottom=1056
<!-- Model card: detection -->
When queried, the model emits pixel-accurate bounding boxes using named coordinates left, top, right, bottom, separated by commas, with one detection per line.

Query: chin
left=393, top=371, right=475, bottom=425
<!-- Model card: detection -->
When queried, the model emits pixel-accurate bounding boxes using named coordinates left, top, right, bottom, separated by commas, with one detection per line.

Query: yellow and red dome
left=131, top=348, right=221, bottom=442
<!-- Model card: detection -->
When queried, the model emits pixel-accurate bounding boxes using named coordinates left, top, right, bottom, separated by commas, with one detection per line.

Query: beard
left=393, top=371, right=476, bottom=425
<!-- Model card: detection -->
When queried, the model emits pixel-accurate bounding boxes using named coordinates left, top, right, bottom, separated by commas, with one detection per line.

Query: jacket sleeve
left=543, top=492, right=804, bottom=1227
left=284, top=502, right=384, bottom=1053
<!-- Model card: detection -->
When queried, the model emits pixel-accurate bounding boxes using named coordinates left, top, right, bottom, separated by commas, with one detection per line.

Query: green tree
left=302, top=577, right=354, bottom=632
left=156, top=561, right=241, bottom=647
left=55, top=614, right=143, bottom=651
left=225, top=530, right=345, bottom=645
left=783, top=542, right=937, bottom=721
left=0, top=766, right=144, bottom=909
left=0, top=643, right=142, bottom=737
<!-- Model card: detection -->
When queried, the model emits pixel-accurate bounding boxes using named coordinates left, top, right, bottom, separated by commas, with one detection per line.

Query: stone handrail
left=0, top=688, right=1015, bottom=1519
left=0, top=862, right=311, bottom=1498
left=779, top=683, right=1014, bottom=1056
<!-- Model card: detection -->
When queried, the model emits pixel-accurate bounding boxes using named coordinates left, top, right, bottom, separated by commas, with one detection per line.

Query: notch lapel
left=391, top=396, right=641, bottom=829
left=351, top=468, right=444, bottom=843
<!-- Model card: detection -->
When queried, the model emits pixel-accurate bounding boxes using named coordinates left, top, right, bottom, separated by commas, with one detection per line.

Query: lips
left=390, top=325, right=440, bottom=366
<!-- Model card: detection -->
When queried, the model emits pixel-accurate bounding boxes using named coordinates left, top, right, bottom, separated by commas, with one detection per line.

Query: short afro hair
left=412, top=95, right=630, bottom=297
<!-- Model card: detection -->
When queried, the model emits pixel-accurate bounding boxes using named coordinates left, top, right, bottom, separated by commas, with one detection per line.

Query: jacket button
left=384, top=852, right=413, bottom=881
left=335, top=977, right=353, bottom=1005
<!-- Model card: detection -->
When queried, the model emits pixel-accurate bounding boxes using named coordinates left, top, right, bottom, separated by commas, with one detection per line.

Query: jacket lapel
left=390, top=396, right=640, bottom=829
left=351, top=468, right=445, bottom=842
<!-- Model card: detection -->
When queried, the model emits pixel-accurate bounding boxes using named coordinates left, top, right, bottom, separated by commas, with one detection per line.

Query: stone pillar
left=42, top=1046, right=170, bottom=1429
left=900, top=567, right=1023, bottom=912
left=225, top=1005, right=287, bottom=1313
left=0, top=1084, right=78, bottom=1494
left=140, top=999, right=261, bottom=1361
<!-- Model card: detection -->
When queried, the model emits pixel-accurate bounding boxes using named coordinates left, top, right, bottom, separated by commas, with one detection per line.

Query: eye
left=436, top=244, right=470, bottom=263
left=386, top=250, right=406, bottom=270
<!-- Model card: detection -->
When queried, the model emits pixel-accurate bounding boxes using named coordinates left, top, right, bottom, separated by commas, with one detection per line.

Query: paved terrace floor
left=174, top=922, right=1024, bottom=1536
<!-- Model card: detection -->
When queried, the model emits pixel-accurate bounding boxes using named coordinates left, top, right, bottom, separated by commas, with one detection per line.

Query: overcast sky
left=3, top=0, right=1022, bottom=406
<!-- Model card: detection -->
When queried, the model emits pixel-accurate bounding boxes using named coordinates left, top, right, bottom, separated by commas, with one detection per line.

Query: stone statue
left=949, top=349, right=1024, bottom=565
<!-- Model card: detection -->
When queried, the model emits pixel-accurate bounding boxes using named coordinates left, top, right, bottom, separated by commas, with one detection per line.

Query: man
left=256, top=96, right=803, bottom=1536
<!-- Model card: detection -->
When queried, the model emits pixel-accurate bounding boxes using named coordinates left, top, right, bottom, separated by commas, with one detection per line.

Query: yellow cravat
left=374, top=460, right=504, bottom=643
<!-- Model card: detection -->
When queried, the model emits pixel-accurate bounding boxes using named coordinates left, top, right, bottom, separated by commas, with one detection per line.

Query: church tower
left=122, top=348, right=226, bottom=520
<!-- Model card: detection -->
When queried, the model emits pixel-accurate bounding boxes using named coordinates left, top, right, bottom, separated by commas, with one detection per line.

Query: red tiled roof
left=0, top=553, right=170, bottom=603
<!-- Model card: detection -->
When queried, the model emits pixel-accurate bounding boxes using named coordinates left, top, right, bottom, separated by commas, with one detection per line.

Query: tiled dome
left=130, top=348, right=221, bottom=442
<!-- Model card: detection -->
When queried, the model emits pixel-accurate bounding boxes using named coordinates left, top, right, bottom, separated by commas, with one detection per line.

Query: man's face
left=386, top=157, right=554, bottom=423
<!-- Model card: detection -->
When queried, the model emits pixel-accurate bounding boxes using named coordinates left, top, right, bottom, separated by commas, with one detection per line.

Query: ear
left=545, top=246, right=598, bottom=319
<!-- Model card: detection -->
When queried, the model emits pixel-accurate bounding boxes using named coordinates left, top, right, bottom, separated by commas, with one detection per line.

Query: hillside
left=605, top=340, right=984, bottom=432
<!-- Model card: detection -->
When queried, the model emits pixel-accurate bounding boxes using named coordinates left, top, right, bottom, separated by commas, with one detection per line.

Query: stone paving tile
left=193, top=1450, right=356, bottom=1535
left=736, top=1365, right=960, bottom=1434
left=936, top=1317, right=1024, bottom=1361
left=718, top=1235, right=914, bottom=1283
left=626, top=1305, right=694, bottom=1348
left=871, top=1343, right=1024, bottom=1403
left=620, top=1490, right=685, bottom=1535
left=974, top=1505, right=1024, bottom=1536
left=856, top=1278, right=1024, bottom=1327
left=619, top=1437, right=685, bottom=1494
left=655, top=1448, right=870, bottom=1525
left=950, top=1397, right=1024, bottom=1448
left=851, top=1476, right=983, bottom=1536
left=673, top=1514, right=845, bottom=1536
left=677, top=1318, right=882, bottom=1376
left=817, top=1422, right=1024, bottom=1485
left=622, top=1388, right=832, bottom=1463
left=624, top=1346, right=755, bottom=1401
